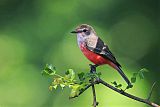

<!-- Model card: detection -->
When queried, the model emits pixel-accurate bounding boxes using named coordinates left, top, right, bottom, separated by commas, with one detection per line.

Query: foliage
left=42, top=64, right=148, bottom=98
left=111, top=81, right=122, bottom=89
left=111, top=68, right=149, bottom=90
left=130, top=68, right=149, bottom=84
left=42, top=64, right=101, bottom=98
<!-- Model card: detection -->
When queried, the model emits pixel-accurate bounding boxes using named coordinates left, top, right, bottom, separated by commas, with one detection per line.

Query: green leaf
left=53, top=78, right=63, bottom=85
left=78, top=72, right=85, bottom=81
left=65, top=69, right=75, bottom=81
left=53, top=85, right=58, bottom=89
left=133, top=73, right=138, bottom=78
left=111, top=81, right=117, bottom=86
left=139, top=72, right=144, bottom=79
left=85, top=72, right=97, bottom=78
left=42, top=64, right=56, bottom=76
left=69, top=85, right=73, bottom=88
left=60, top=84, right=65, bottom=89
left=126, top=84, right=133, bottom=89
left=140, top=68, right=149, bottom=73
left=131, top=77, right=136, bottom=83
left=49, top=86, right=53, bottom=91
left=97, top=72, right=102, bottom=77
left=111, top=81, right=123, bottom=89
left=70, top=84, right=80, bottom=98
left=116, top=84, right=122, bottom=88
left=138, top=68, right=148, bottom=79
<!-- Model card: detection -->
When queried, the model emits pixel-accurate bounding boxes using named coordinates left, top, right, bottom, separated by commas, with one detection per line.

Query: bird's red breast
left=80, top=44, right=117, bottom=69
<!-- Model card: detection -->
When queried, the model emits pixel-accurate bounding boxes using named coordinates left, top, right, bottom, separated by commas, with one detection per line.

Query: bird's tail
left=116, top=66, right=132, bottom=86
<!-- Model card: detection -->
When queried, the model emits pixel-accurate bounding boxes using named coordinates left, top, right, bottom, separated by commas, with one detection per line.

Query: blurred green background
left=0, top=0, right=159, bottom=107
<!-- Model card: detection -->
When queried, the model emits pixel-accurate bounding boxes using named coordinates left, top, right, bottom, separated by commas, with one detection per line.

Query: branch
left=91, top=84, right=98, bottom=107
left=90, top=64, right=98, bottom=107
left=45, top=64, right=159, bottom=107
left=96, top=78, right=159, bottom=107
left=71, top=78, right=159, bottom=107
left=70, top=64, right=159, bottom=107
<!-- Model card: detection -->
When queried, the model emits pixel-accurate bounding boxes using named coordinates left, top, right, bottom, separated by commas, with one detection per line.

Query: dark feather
left=86, top=37, right=121, bottom=67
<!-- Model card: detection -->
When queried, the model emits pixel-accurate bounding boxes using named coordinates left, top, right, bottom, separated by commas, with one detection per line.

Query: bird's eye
left=83, top=29, right=87, bottom=32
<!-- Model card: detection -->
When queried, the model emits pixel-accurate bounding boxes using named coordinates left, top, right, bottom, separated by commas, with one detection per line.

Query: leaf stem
left=54, top=74, right=63, bottom=78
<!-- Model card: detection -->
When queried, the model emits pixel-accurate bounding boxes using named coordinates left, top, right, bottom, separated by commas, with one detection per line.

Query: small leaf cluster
left=111, top=68, right=148, bottom=91
left=42, top=64, right=101, bottom=98
left=131, top=68, right=149, bottom=83
left=78, top=72, right=101, bottom=82
left=111, top=81, right=122, bottom=89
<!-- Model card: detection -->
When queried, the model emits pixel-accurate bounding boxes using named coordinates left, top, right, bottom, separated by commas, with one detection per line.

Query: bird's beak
left=70, top=30, right=78, bottom=33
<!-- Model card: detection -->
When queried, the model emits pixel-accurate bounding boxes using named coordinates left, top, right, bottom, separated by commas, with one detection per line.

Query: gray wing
left=86, top=37, right=121, bottom=67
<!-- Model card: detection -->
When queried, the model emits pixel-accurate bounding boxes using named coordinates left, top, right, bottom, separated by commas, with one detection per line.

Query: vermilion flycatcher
left=71, top=24, right=132, bottom=86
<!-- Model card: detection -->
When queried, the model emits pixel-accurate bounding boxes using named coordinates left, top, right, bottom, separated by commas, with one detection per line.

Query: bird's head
left=71, top=24, right=96, bottom=37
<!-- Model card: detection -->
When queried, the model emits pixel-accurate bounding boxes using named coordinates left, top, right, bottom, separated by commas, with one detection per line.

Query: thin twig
left=90, top=64, right=98, bottom=107
left=147, top=82, right=156, bottom=100
left=91, top=84, right=98, bottom=107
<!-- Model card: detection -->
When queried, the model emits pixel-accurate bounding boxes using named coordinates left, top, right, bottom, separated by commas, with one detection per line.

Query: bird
left=71, top=24, right=132, bottom=86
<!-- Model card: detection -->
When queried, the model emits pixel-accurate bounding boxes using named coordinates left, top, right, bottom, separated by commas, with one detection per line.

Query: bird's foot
left=89, top=64, right=98, bottom=73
